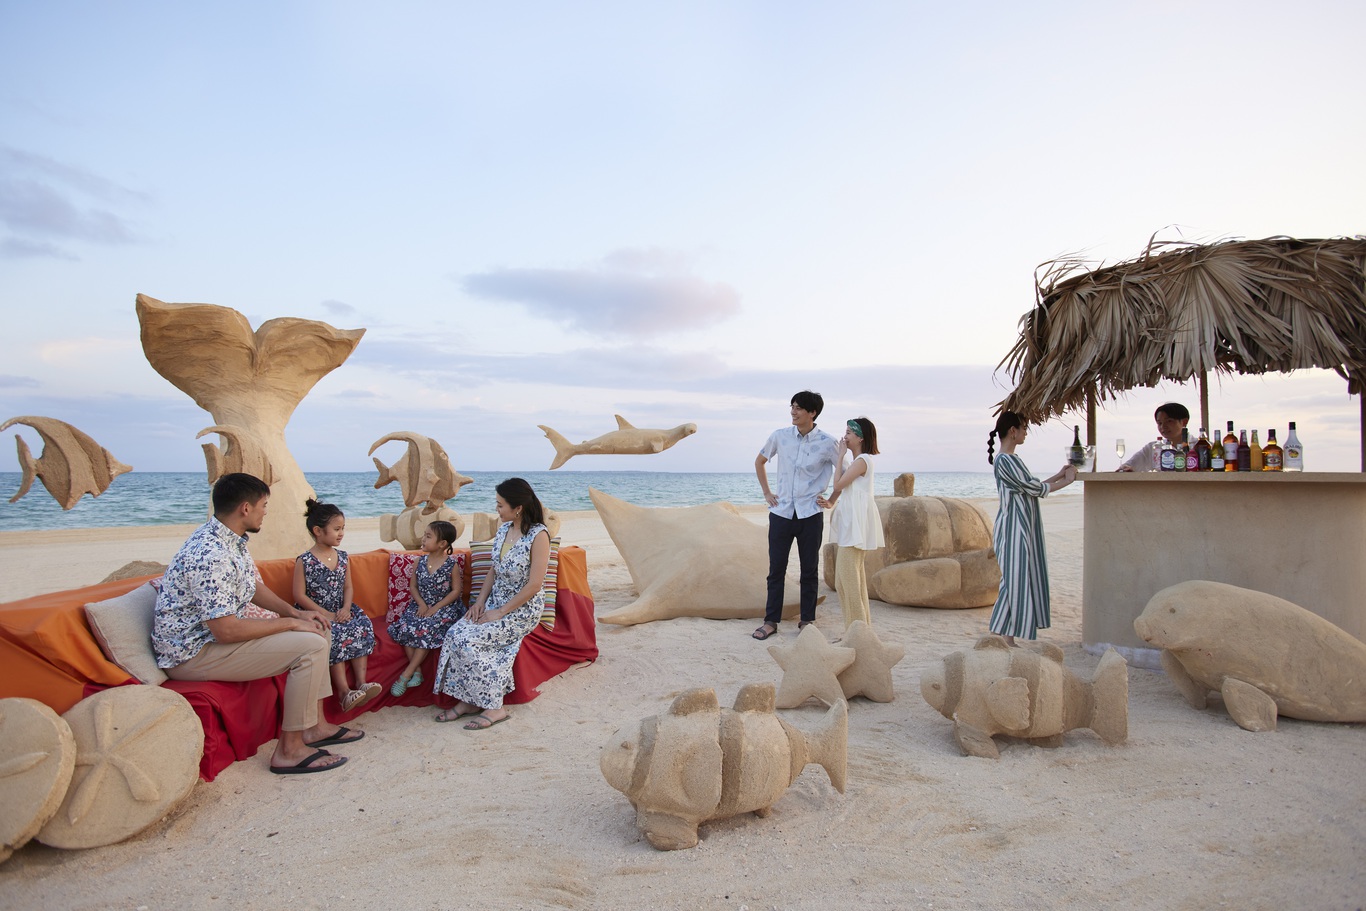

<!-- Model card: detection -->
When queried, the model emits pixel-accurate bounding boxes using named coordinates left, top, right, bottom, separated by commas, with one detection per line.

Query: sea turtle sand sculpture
left=1134, top=580, right=1366, bottom=732
left=920, top=635, right=1129, bottom=759
left=823, top=494, right=999, bottom=609
left=590, top=488, right=815, bottom=625
left=369, top=431, right=473, bottom=548
left=1, top=416, right=131, bottom=509
left=600, top=683, right=847, bottom=850
left=0, top=698, right=76, bottom=863
left=137, top=293, right=364, bottom=559
left=538, top=415, right=696, bottom=470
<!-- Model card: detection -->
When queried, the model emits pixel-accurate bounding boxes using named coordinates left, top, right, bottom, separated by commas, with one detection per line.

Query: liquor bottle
left=1159, top=435, right=1177, bottom=471
left=1237, top=430, right=1251, bottom=471
left=1151, top=434, right=1164, bottom=471
left=1283, top=421, right=1304, bottom=471
left=1195, top=427, right=1212, bottom=471
left=1183, top=429, right=1198, bottom=471
left=1209, top=426, right=1225, bottom=471
left=1223, top=421, right=1239, bottom=472
left=1069, top=425, right=1086, bottom=467
left=1249, top=429, right=1263, bottom=471
left=1262, top=429, right=1283, bottom=471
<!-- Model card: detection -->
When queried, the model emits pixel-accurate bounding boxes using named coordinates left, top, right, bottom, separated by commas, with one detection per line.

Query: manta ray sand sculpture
left=538, top=415, right=696, bottom=470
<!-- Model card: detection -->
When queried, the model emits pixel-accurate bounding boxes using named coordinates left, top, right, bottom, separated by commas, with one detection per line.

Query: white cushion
left=83, top=583, right=167, bottom=685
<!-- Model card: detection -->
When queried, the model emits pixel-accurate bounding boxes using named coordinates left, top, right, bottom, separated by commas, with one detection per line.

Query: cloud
left=321, top=299, right=357, bottom=317
left=0, top=147, right=148, bottom=256
left=0, top=237, right=79, bottom=261
left=0, top=374, right=41, bottom=389
left=459, top=248, right=741, bottom=337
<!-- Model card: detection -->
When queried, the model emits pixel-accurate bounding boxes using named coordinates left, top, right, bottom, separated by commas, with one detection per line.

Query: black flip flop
left=305, top=726, right=365, bottom=748
left=752, top=623, right=778, bottom=640
left=269, top=749, right=347, bottom=775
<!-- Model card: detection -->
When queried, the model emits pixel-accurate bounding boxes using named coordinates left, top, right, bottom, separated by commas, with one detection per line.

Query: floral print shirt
left=152, top=517, right=259, bottom=668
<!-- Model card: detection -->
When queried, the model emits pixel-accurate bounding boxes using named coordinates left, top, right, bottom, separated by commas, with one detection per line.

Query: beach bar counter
left=1079, top=472, right=1366, bottom=666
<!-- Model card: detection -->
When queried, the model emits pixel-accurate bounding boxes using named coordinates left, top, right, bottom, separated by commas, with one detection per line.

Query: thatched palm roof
left=998, top=236, right=1366, bottom=423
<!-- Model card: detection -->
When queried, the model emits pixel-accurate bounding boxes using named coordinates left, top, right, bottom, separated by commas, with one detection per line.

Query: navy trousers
left=764, top=511, right=823, bottom=625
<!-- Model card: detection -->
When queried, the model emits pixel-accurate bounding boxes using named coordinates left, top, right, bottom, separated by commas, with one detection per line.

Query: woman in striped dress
left=986, top=412, right=1077, bottom=645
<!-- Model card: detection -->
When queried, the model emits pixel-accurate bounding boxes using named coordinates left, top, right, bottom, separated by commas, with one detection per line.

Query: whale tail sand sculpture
left=920, top=635, right=1128, bottom=759
left=539, top=415, right=696, bottom=470
left=1, top=416, right=131, bottom=509
left=600, top=683, right=847, bottom=850
left=137, top=294, right=364, bottom=559
left=1134, top=580, right=1366, bottom=731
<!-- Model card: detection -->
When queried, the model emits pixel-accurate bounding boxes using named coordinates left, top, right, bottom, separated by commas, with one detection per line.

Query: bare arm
left=337, top=558, right=355, bottom=622
left=476, top=531, right=550, bottom=624
left=206, top=611, right=325, bottom=644
left=755, top=453, right=777, bottom=507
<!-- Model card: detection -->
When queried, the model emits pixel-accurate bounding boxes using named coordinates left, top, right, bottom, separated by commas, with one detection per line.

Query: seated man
left=1117, top=402, right=1190, bottom=472
left=152, top=472, right=360, bottom=774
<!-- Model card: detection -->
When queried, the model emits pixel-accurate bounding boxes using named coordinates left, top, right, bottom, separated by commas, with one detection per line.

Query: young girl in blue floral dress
left=387, top=520, right=465, bottom=696
left=294, top=499, right=380, bottom=713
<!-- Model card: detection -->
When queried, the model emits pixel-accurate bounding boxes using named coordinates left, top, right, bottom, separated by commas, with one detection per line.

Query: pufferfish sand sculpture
left=538, top=415, right=696, bottom=470
left=369, top=431, right=474, bottom=549
left=1, top=416, right=132, bottom=509
left=600, top=684, right=847, bottom=851
left=920, top=635, right=1129, bottom=759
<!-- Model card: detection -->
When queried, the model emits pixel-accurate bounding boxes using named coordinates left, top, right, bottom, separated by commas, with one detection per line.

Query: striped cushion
left=469, top=536, right=559, bottom=631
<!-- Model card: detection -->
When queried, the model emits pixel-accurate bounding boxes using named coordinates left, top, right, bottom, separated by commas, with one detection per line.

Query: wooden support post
left=1086, top=384, right=1097, bottom=471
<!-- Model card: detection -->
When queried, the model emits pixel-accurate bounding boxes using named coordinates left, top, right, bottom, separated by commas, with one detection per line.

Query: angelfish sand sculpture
left=823, top=495, right=1000, bottom=609
left=137, top=294, right=364, bottom=559
left=369, top=431, right=473, bottom=549
left=539, top=415, right=696, bottom=470
left=197, top=424, right=275, bottom=486
left=590, top=488, right=815, bottom=626
left=920, top=636, right=1129, bottom=759
left=1, top=416, right=131, bottom=509
left=1134, top=580, right=1366, bottom=732
left=600, top=684, right=847, bottom=851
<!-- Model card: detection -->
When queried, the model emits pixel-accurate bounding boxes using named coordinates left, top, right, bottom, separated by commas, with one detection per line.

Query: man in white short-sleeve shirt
left=1118, top=403, right=1190, bottom=471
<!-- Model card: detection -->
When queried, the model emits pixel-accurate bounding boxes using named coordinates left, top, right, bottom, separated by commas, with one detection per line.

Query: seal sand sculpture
left=920, top=635, right=1129, bottom=759
left=1135, top=580, right=1366, bottom=732
left=1, top=416, right=131, bottom=509
left=600, top=684, right=847, bottom=851
left=539, top=415, right=696, bottom=470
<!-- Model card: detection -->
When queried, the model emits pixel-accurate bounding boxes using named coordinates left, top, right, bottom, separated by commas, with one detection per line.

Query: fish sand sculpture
left=538, top=415, right=696, bottom=470
left=369, top=432, right=473, bottom=549
left=920, top=635, right=1128, bottom=759
left=1134, top=580, right=1366, bottom=732
left=600, top=683, right=847, bottom=850
left=1, top=416, right=132, bottom=510
left=196, top=424, right=275, bottom=486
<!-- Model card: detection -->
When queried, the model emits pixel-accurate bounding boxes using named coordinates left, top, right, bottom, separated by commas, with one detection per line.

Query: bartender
left=1117, top=403, right=1190, bottom=472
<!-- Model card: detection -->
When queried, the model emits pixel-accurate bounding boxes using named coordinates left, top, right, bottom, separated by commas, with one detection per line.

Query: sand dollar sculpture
left=137, top=293, right=364, bottom=560
left=920, top=635, right=1129, bottom=759
left=1, top=416, right=131, bottom=509
left=600, top=684, right=847, bottom=851
left=836, top=620, right=906, bottom=703
left=539, top=415, right=697, bottom=470
left=0, top=698, right=77, bottom=863
left=37, top=686, right=203, bottom=850
left=823, top=495, right=999, bottom=609
left=369, top=431, right=474, bottom=549
left=767, top=624, right=856, bottom=709
left=1134, top=580, right=1366, bottom=732
left=590, top=488, right=815, bottom=626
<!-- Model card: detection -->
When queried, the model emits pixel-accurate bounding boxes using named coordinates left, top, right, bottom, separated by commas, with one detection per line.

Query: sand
left=1, top=497, right=1363, bottom=910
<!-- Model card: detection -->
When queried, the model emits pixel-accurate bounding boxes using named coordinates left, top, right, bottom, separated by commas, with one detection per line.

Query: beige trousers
left=167, top=630, right=332, bottom=731
left=835, top=545, right=871, bottom=629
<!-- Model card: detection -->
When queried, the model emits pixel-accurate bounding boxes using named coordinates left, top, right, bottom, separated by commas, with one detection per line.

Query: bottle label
left=1211, top=455, right=1225, bottom=470
left=1264, top=451, right=1283, bottom=470
left=1159, top=449, right=1176, bottom=471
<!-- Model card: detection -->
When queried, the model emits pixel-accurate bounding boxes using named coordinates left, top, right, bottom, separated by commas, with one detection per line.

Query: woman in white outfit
left=820, top=417, right=886, bottom=629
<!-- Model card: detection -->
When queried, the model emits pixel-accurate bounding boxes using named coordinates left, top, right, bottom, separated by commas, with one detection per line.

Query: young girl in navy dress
left=387, top=520, right=465, bottom=696
left=294, top=499, right=380, bottom=713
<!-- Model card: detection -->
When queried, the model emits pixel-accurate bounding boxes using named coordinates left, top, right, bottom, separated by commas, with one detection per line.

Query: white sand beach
left=1, top=496, right=1362, bottom=910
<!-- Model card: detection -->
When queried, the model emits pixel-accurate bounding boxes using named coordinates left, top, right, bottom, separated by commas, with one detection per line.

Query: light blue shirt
left=759, top=425, right=838, bottom=520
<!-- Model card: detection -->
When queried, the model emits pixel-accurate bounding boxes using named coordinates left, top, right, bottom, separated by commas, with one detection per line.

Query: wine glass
left=1115, top=438, right=1126, bottom=463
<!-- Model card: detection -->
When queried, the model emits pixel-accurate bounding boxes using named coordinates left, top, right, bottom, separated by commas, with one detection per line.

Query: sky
left=1, top=0, right=1363, bottom=487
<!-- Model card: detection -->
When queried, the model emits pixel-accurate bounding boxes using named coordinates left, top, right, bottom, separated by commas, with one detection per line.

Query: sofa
left=0, top=546, right=598, bottom=780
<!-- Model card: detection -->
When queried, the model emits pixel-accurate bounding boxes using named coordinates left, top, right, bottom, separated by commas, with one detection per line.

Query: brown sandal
left=752, top=623, right=778, bottom=640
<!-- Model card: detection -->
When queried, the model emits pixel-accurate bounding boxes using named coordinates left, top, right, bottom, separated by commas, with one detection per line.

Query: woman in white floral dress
left=432, top=478, right=550, bottom=730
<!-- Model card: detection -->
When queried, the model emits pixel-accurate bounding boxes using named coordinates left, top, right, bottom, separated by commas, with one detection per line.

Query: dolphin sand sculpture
left=538, top=415, right=697, bottom=470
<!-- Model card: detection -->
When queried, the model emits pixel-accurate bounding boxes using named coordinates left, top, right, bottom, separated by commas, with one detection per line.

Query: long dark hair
left=496, top=477, right=545, bottom=533
left=988, top=411, right=1025, bottom=464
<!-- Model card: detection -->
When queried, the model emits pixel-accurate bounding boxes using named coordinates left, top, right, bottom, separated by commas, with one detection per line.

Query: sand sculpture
left=0, top=698, right=76, bottom=863
left=600, top=684, right=847, bottom=851
left=38, top=686, right=204, bottom=850
left=197, top=424, right=275, bottom=485
left=768, top=624, right=856, bottom=708
left=1134, top=580, right=1366, bottom=732
left=137, top=294, right=364, bottom=560
left=539, top=415, right=697, bottom=470
left=823, top=495, right=999, bottom=609
left=1, top=416, right=131, bottom=509
left=470, top=509, right=561, bottom=543
left=920, top=635, right=1129, bottom=759
left=369, top=432, right=473, bottom=549
left=835, top=620, right=906, bottom=703
left=590, top=488, right=814, bottom=626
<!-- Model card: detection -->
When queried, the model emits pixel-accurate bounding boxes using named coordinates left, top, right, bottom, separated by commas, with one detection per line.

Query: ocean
left=0, top=469, right=1077, bottom=532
